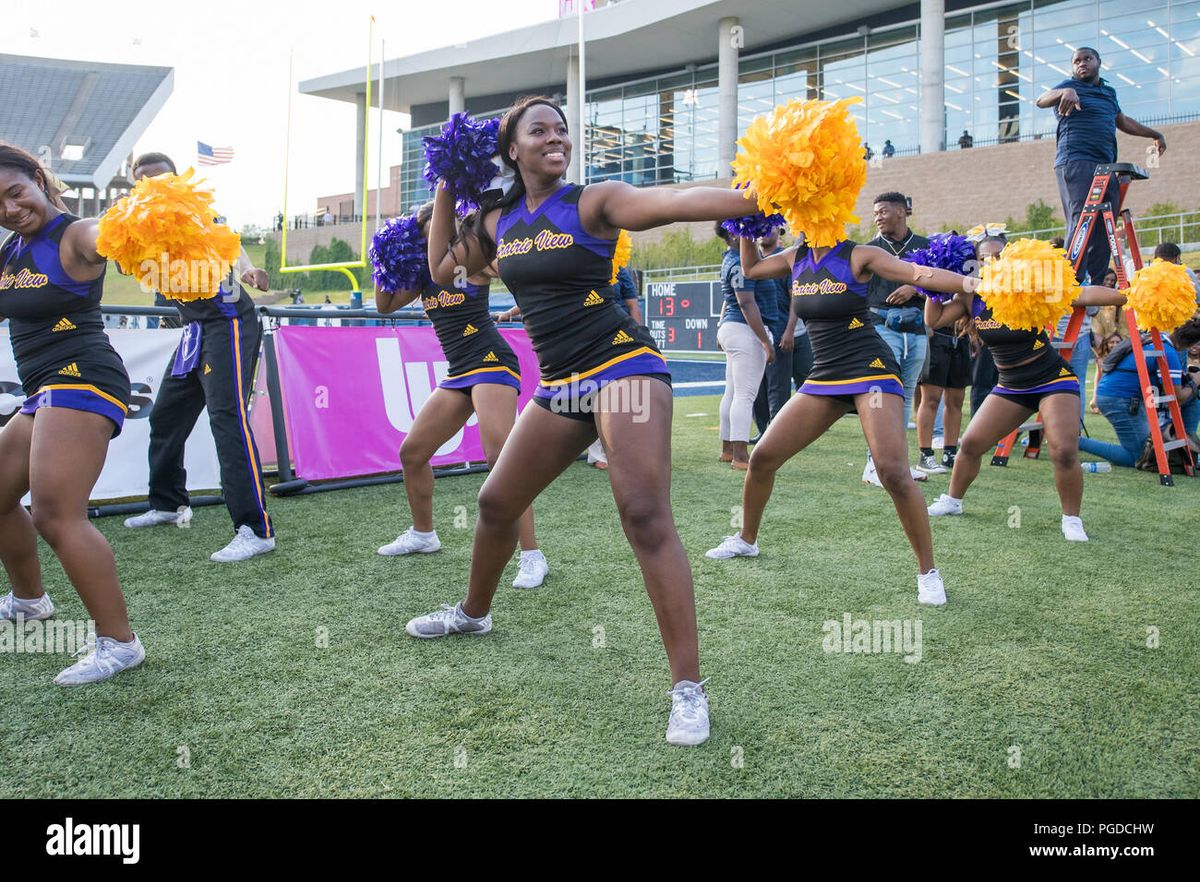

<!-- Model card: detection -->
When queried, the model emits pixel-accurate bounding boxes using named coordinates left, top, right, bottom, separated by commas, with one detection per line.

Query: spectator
left=915, top=309, right=970, bottom=475
left=1038, top=46, right=1165, bottom=286
left=1078, top=319, right=1200, bottom=467
left=882, top=140, right=896, bottom=159
left=863, top=143, right=874, bottom=161
left=1152, top=242, right=1200, bottom=303
left=958, top=130, right=974, bottom=149
left=323, top=210, right=334, bottom=226
left=864, top=191, right=930, bottom=485
left=1050, top=236, right=1065, bottom=249
left=714, top=223, right=775, bottom=471
left=751, top=228, right=794, bottom=434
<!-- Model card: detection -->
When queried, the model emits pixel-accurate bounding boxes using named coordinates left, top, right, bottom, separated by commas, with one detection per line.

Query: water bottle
left=1081, top=462, right=1112, bottom=472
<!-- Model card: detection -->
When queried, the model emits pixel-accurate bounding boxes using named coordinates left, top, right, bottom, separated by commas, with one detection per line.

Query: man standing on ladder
left=1038, top=47, right=1167, bottom=417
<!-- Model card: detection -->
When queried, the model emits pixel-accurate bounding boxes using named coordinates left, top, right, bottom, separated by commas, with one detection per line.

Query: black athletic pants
left=147, top=315, right=273, bottom=539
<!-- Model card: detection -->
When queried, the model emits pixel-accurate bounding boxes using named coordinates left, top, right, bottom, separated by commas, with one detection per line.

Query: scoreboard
left=643, top=280, right=722, bottom=353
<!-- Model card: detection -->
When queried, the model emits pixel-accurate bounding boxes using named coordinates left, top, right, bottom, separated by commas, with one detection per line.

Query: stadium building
left=0, top=54, right=174, bottom=216
left=303, top=0, right=1200, bottom=233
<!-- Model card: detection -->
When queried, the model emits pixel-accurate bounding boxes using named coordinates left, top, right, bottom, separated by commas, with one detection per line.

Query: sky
left=7, top=0, right=561, bottom=229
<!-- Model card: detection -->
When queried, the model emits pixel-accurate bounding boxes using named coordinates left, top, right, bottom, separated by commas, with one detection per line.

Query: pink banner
left=274, top=325, right=539, bottom=481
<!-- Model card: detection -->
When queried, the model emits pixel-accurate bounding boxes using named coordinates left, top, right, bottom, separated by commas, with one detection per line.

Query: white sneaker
left=909, top=466, right=928, bottom=482
left=917, top=454, right=948, bottom=475
left=124, top=506, right=192, bottom=529
left=0, top=591, right=55, bottom=622
left=1062, top=515, right=1089, bottom=542
left=862, top=461, right=883, bottom=487
left=53, top=633, right=145, bottom=685
left=928, top=493, right=964, bottom=516
left=512, top=549, right=548, bottom=589
left=377, top=527, right=441, bottom=556
left=405, top=602, right=492, bottom=638
left=210, top=525, right=276, bottom=563
left=705, top=534, right=759, bottom=559
left=666, top=678, right=710, bottom=746
left=932, top=435, right=945, bottom=449
left=917, top=568, right=948, bottom=606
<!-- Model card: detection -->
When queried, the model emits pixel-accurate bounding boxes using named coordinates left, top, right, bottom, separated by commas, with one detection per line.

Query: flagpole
left=577, top=0, right=586, bottom=184
left=377, top=36, right=385, bottom=233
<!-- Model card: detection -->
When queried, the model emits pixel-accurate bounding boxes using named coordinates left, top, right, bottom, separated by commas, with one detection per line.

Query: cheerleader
left=925, top=233, right=1126, bottom=540
left=406, top=95, right=755, bottom=746
left=0, top=143, right=144, bottom=684
left=375, top=202, right=547, bottom=589
left=705, top=235, right=983, bottom=606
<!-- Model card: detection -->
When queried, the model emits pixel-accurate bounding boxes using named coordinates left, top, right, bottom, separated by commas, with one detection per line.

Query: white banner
left=0, top=327, right=222, bottom=503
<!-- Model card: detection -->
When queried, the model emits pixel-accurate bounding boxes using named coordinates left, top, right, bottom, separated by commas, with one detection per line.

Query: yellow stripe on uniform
left=37, top=383, right=129, bottom=413
left=445, top=365, right=521, bottom=382
left=231, top=318, right=272, bottom=538
left=539, top=346, right=663, bottom=387
left=801, top=373, right=902, bottom=387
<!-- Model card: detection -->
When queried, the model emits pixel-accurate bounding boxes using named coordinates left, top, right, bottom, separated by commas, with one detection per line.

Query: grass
left=1, top=393, right=1197, bottom=798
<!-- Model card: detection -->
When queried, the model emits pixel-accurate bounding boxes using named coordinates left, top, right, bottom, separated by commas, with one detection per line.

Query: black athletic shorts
left=922, top=333, right=971, bottom=389
left=532, top=372, right=672, bottom=423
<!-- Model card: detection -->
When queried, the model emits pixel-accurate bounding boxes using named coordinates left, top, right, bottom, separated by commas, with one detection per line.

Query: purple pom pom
left=720, top=212, right=786, bottom=240
left=903, top=233, right=976, bottom=301
left=422, top=112, right=501, bottom=214
left=369, top=215, right=430, bottom=294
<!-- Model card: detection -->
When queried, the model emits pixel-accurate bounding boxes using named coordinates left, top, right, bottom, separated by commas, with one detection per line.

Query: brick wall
left=273, top=120, right=1199, bottom=264
left=632, top=118, right=1200, bottom=251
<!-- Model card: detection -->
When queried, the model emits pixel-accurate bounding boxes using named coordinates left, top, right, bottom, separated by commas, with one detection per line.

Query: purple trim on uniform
left=14, top=215, right=97, bottom=300
left=993, top=377, right=1080, bottom=397
left=439, top=371, right=521, bottom=392
left=496, top=183, right=615, bottom=260
left=533, top=351, right=669, bottom=400
left=792, top=241, right=868, bottom=298
left=20, top=388, right=126, bottom=436
left=799, top=376, right=904, bottom=398
left=495, top=184, right=571, bottom=241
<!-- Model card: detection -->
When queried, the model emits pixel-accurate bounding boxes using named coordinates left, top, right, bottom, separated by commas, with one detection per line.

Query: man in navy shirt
left=1037, top=47, right=1166, bottom=284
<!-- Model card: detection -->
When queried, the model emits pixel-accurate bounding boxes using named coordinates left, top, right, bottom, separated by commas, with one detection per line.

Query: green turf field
left=2, top=393, right=1197, bottom=798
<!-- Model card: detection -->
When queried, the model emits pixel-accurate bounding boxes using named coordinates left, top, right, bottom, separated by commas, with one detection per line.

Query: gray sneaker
left=917, top=454, right=948, bottom=474
left=0, top=591, right=55, bottom=622
left=405, top=602, right=492, bottom=638
left=124, top=506, right=192, bottom=528
left=666, top=678, right=711, bottom=746
left=54, top=634, right=146, bottom=686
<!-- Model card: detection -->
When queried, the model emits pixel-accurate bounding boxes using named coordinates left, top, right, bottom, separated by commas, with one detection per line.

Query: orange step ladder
left=989, top=162, right=1194, bottom=484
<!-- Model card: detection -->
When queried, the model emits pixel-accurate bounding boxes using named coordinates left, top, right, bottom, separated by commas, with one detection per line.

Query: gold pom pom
left=731, top=97, right=867, bottom=248
left=96, top=168, right=240, bottom=302
left=609, top=229, right=632, bottom=285
left=977, top=238, right=1079, bottom=331
left=1125, top=258, right=1198, bottom=331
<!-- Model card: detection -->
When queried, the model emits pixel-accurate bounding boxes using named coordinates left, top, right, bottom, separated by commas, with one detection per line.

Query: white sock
left=411, top=528, right=436, bottom=539
left=11, top=593, right=45, bottom=608
left=519, top=549, right=542, bottom=559
left=456, top=602, right=486, bottom=622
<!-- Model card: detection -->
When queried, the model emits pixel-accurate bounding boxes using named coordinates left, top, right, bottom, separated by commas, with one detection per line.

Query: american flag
left=197, top=142, right=234, bottom=165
